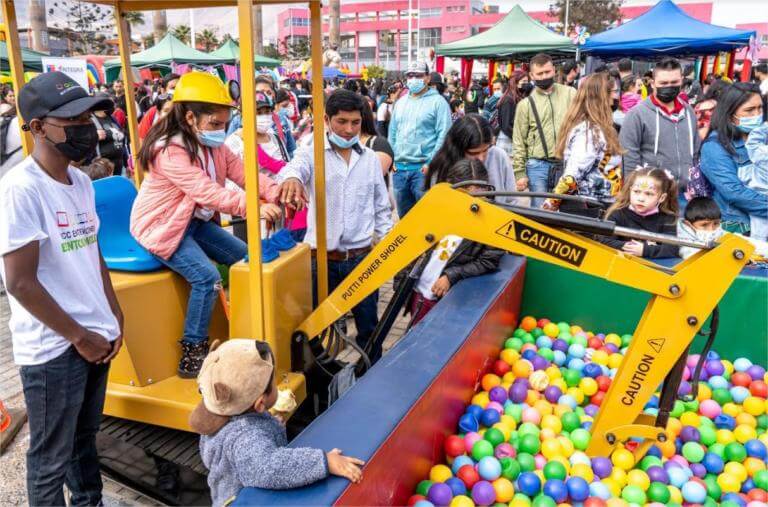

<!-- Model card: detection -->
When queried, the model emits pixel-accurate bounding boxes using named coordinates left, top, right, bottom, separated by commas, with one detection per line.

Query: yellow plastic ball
left=679, top=411, right=700, bottom=427
left=724, top=462, right=748, bottom=483
left=734, top=424, right=757, bottom=443
left=512, top=359, right=533, bottom=378
left=570, top=325, right=583, bottom=335
left=608, top=353, right=624, bottom=370
left=627, top=469, right=651, bottom=491
left=500, top=348, right=520, bottom=366
left=449, top=495, right=475, bottom=507
left=551, top=378, right=568, bottom=392
left=717, top=473, right=742, bottom=494
left=501, top=415, right=517, bottom=429
left=534, top=470, right=545, bottom=484
left=534, top=400, right=554, bottom=416
left=723, top=402, right=742, bottom=418
left=525, top=390, right=540, bottom=406
left=606, top=498, right=628, bottom=507
left=580, top=377, right=598, bottom=396
left=557, top=437, right=575, bottom=458
left=602, top=478, right=622, bottom=497
left=510, top=497, right=531, bottom=507
left=529, top=370, right=550, bottom=392
left=743, top=396, right=765, bottom=416
left=604, top=333, right=622, bottom=347
left=540, top=428, right=557, bottom=442
left=571, top=463, right=594, bottom=483
left=541, top=439, right=563, bottom=459
left=668, top=485, right=683, bottom=504
left=471, top=392, right=490, bottom=408
left=736, top=412, right=757, bottom=428
left=722, top=359, right=734, bottom=376
left=492, top=477, right=515, bottom=503
left=546, top=366, right=562, bottom=380
left=696, top=383, right=712, bottom=401
left=502, top=371, right=518, bottom=384
left=543, top=322, right=560, bottom=338
left=481, top=373, right=502, bottom=392
left=567, top=387, right=585, bottom=405
left=666, top=418, right=682, bottom=436
left=611, top=448, right=635, bottom=471
left=745, top=457, right=766, bottom=477
left=592, top=350, right=609, bottom=366
left=541, top=414, right=562, bottom=433
left=716, top=429, right=736, bottom=445
left=492, top=422, right=512, bottom=442
left=610, top=467, right=627, bottom=487
left=553, top=405, right=571, bottom=418
left=430, top=464, right=453, bottom=483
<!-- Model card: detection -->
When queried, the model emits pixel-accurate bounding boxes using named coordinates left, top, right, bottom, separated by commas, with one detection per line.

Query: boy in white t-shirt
left=0, top=72, right=123, bottom=506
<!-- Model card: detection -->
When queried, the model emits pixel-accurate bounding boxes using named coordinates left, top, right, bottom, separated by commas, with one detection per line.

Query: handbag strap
left=528, top=96, right=550, bottom=159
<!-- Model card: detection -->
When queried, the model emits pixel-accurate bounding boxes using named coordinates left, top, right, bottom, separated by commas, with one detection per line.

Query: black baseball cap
left=18, top=71, right=113, bottom=128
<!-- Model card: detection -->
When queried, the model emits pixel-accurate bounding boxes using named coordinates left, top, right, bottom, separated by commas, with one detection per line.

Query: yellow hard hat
left=172, top=71, right=234, bottom=106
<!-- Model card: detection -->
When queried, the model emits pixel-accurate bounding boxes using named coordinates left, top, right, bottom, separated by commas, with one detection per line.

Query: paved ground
left=0, top=279, right=408, bottom=506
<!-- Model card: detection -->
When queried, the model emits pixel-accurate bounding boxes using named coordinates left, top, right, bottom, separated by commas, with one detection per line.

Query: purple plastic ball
left=428, top=483, right=453, bottom=506
left=552, top=339, right=569, bottom=352
left=471, top=480, right=496, bottom=506
left=747, top=364, right=766, bottom=380
left=591, top=457, right=612, bottom=478
left=646, top=466, right=669, bottom=484
left=531, top=355, right=549, bottom=371
left=544, top=386, right=562, bottom=403
left=604, top=343, right=619, bottom=354
left=690, top=463, right=707, bottom=478
left=584, top=404, right=599, bottom=417
left=705, top=360, right=724, bottom=376
left=489, top=386, right=508, bottom=404
left=677, top=381, right=692, bottom=397
left=510, top=383, right=528, bottom=403
left=679, top=425, right=700, bottom=443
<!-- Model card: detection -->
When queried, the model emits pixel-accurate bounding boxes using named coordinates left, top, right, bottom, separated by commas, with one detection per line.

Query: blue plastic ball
left=701, top=452, right=724, bottom=474
left=479, top=409, right=501, bottom=427
left=745, top=438, right=767, bottom=459
left=668, top=467, right=688, bottom=488
left=466, top=404, right=484, bottom=420
left=536, top=336, right=553, bottom=349
left=741, top=477, right=756, bottom=494
left=582, top=362, right=602, bottom=378
left=458, top=414, right=479, bottom=433
left=445, top=477, right=467, bottom=497
left=517, top=471, right=542, bottom=496
left=522, top=349, right=537, bottom=360
left=681, top=481, right=707, bottom=504
left=730, top=386, right=750, bottom=404
left=477, top=456, right=502, bottom=481
left=588, top=481, right=611, bottom=500
left=733, top=357, right=753, bottom=372
left=543, top=479, right=568, bottom=503
left=567, top=358, right=585, bottom=372
left=452, top=455, right=474, bottom=474
left=722, top=493, right=747, bottom=506
left=414, top=501, right=434, bottom=507
left=568, top=343, right=586, bottom=359
left=708, top=375, right=729, bottom=390
left=714, top=413, right=736, bottom=430
left=557, top=394, right=578, bottom=410
left=552, top=350, right=567, bottom=366
left=566, top=476, right=590, bottom=502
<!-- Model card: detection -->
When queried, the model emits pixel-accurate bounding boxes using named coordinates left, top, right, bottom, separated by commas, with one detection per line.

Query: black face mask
left=655, top=85, right=681, bottom=104
left=534, top=77, right=555, bottom=90
left=518, top=82, right=534, bottom=95
left=45, top=122, right=99, bottom=162
left=611, top=98, right=620, bottom=112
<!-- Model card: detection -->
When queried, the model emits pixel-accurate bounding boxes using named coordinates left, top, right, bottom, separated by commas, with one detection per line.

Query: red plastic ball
left=749, top=380, right=767, bottom=398
left=537, top=318, right=550, bottom=328
left=731, top=371, right=752, bottom=387
left=599, top=346, right=613, bottom=354
left=407, top=495, right=426, bottom=506
left=748, top=488, right=767, bottom=502
left=590, top=391, right=606, bottom=406
left=445, top=435, right=466, bottom=457
left=584, top=498, right=607, bottom=507
left=457, top=464, right=480, bottom=489
left=588, top=337, right=603, bottom=350
left=625, top=440, right=639, bottom=452
left=493, top=359, right=511, bottom=377
left=596, top=376, right=612, bottom=392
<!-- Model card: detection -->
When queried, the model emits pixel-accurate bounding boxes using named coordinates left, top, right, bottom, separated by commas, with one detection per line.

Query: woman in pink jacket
left=130, top=72, right=282, bottom=378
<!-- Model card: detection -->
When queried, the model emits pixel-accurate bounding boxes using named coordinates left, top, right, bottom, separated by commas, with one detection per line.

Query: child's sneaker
left=178, top=340, right=210, bottom=378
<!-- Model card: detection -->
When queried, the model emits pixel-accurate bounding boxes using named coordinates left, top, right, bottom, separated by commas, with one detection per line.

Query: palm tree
left=253, top=4, right=263, bottom=55
left=152, top=10, right=168, bottom=43
left=171, top=24, right=191, bottom=44
left=123, top=11, right=145, bottom=43
left=198, top=28, right=220, bottom=52
left=329, top=0, right=340, bottom=48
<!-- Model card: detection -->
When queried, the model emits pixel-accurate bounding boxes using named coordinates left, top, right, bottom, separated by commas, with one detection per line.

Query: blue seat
left=93, top=176, right=163, bottom=272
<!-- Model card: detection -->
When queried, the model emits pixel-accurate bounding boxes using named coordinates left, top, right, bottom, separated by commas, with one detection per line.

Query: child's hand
left=515, top=177, right=529, bottom=191
left=327, top=449, right=365, bottom=483
left=431, top=275, right=451, bottom=298
left=260, top=203, right=282, bottom=222
left=622, top=240, right=644, bottom=256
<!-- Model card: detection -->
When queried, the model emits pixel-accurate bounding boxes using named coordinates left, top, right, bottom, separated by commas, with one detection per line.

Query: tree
left=142, top=34, right=155, bottom=49
left=366, top=65, right=386, bottom=80
left=286, top=38, right=310, bottom=60
left=328, top=0, right=340, bottom=48
left=48, top=0, right=113, bottom=54
left=153, top=10, right=168, bottom=43
left=171, top=24, right=191, bottom=44
left=221, top=33, right=237, bottom=45
left=549, top=0, right=623, bottom=36
left=263, top=43, right=282, bottom=60
left=198, top=28, right=220, bottom=52
left=123, top=11, right=145, bottom=42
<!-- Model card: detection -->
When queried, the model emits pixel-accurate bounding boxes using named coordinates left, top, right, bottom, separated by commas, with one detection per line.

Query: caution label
left=496, top=221, right=587, bottom=267
left=647, top=338, right=665, bottom=354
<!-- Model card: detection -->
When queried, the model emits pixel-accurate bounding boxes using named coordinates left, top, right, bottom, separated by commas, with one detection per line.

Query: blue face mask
left=493, top=91, right=503, bottom=98
left=328, top=130, right=359, bottom=149
left=199, top=129, right=227, bottom=148
left=736, top=114, right=763, bottom=133
left=407, top=77, right=426, bottom=95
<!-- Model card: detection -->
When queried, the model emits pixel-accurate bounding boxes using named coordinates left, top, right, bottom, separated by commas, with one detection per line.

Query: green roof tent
left=209, top=39, right=281, bottom=69
left=104, top=33, right=226, bottom=81
left=436, top=5, right=575, bottom=59
left=0, top=41, right=48, bottom=72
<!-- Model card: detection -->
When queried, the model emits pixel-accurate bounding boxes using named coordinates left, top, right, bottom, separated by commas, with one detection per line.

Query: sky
left=1, top=0, right=764, bottom=45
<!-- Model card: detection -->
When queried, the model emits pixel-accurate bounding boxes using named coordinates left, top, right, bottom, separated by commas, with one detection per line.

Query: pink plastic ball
left=686, top=354, right=700, bottom=369
left=670, top=455, right=689, bottom=468
left=534, top=454, right=547, bottom=469
left=522, top=408, right=541, bottom=425
left=495, top=443, right=515, bottom=459
left=464, top=432, right=482, bottom=452
left=699, top=399, right=722, bottom=419
left=682, top=366, right=692, bottom=381
left=486, top=401, right=504, bottom=415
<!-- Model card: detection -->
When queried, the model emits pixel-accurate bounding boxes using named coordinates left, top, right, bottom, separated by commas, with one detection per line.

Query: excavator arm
left=295, top=184, right=752, bottom=458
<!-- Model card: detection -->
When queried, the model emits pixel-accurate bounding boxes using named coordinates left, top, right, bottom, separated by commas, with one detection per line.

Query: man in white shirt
left=278, top=90, right=393, bottom=360
left=0, top=72, right=123, bottom=506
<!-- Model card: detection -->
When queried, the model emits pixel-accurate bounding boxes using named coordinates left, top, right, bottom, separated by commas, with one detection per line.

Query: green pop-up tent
left=0, top=41, right=48, bottom=73
left=104, top=33, right=227, bottom=81
left=436, top=5, right=575, bottom=59
left=209, top=39, right=281, bottom=69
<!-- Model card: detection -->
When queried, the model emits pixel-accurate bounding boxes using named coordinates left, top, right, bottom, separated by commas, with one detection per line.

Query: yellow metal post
left=237, top=0, right=266, bottom=340
left=309, top=0, right=328, bottom=301
left=0, top=3, right=33, bottom=154
left=114, top=4, right=143, bottom=187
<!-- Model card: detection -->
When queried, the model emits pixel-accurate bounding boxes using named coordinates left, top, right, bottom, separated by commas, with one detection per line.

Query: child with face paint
left=131, top=72, right=285, bottom=378
left=600, top=166, right=680, bottom=258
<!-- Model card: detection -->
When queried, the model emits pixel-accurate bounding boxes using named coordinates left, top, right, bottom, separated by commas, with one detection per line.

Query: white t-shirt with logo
left=0, top=158, right=120, bottom=365
left=416, top=235, right=463, bottom=300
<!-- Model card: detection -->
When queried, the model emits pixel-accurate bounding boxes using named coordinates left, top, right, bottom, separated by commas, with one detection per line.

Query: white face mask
left=695, top=228, right=723, bottom=244
left=285, top=104, right=296, bottom=117
left=256, top=114, right=274, bottom=134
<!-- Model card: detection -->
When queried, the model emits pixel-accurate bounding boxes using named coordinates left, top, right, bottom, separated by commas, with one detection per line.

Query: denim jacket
left=699, top=131, right=768, bottom=226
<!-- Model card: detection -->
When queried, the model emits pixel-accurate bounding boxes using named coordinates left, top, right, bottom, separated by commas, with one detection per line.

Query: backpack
left=0, top=115, right=21, bottom=166
left=686, top=141, right=714, bottom=199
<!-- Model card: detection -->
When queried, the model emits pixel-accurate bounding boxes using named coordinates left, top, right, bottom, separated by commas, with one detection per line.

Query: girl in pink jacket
left=130, top=72, right=282, bottom=378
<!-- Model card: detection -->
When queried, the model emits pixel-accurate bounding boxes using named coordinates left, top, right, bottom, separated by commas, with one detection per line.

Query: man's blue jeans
left=312, top=254, right=379, bottom=356
left=155, top=219, right=247, bottom=343
left=393, top=169, right=426, bottom=218
left=526, top=158, right=555, bottom=208
left=20, top=347, right=110, bottom=507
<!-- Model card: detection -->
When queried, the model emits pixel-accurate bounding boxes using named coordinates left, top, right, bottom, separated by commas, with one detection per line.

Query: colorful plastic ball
left=457, top=465, right=480, bottom=489
left=542, top=479, right=568, bottom=503
left=477, top=457, right=502, bottom=481
left=445, top=478, right=468, bottom=497
left=611, top=448, right=635, bottom=471
left=584, top=497, right=608, bottom=507
left=445, top=435, right=465, bottom=458
left=725, top=442, right=748, bottom=462
left=518, top=471, right=542, bottom=496
left=494, top=442, right=515, bottom=460
left=717, top=473, right=742, bottom=494
left=646, top=481, right=671, bottom=503
left=448, top=495, right=473, bottom=507
left=459, top=414, right=479, bottom=433
left=408, top=494, right=427, bottom=506
left=681, top=480, right=708, bottom=503
left=542, top=461, right=567, bottom=481
left=417, top=480, right=435, bottom=497
left=620, top=485, right=646, bottom=504
left=518, top=433, right=541, bottom=455
left=430, top=465, right=453, bottom=483
left=413, top=500, right=434, bottom=507
left=492, top=477, right=515, bottom=503
left=682, top=441, right=706, bottom=463
left=520, top=316, right=537, bottom=332
left=428, top=483, right=454, bottom=506
left=452, top=456, right=474, bottom=475
left=542, top=322, right=559, bottom=338
left=591, top=456, right=613, bottom=479
left=471, top=480, right=497, bottom=506
left=569, top=428, right=590, bottom=451
left=702, top=452, right=724, bottom=474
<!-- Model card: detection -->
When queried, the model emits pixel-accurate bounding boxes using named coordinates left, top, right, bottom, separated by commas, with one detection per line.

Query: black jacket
left=498, top=98, right=517, bottom=139
left=441, top=240, right=505, bottom=285
left=599, top=207, right=679, bottom=258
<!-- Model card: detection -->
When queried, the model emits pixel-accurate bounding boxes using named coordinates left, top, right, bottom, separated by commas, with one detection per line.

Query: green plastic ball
left=723, top=442, right=747, bottom=462
left=670, top=400, right=685, bottom=418
left=557, top=322, right=570, bottom=332
left=513, top=329, right=526, bottom=338
left=621, top=485, right=646, bottom=505
left=703, top=474, right=721, bottom=500
left=621, top=334, right=633, bottom=346
left=543, top=461, right=567, bottom=480
left=518, top=433, right=541, bottom=455
left=511, top=493, right=532, bottom=506
left=531, top=328, right=544, bottom=338
left=522, top=333, right=535, bottom=344
left=699, top=425, right=717, bottom=446
left=472, top=439, right=494, bottom=461
left=754, top=469, right=768, bottom=490
left=572, top=335, right=588, bottom=347
left=416, top=480, right=433, bottom=496
left=506, top=337, right=523, bottom=350
left=702, top=497, right=717, bottom=507
left=538, top=348, right=554, bottom=361
left=757, top=414, right=768, bottom=430
left=712, top=388, right=732, bottom=405
left=518, top=422, right=541, bottom=436
left=532, top=494, right=556, bottom=507
left=563, top=368, right=581, bottom=387
left=682, top=441, right=705, bottom=463
left=570, top=428, right=591, bottom=451
left=683, top=399, right=700, bottom=413
left=561, top=412, right=580, bottom=432
left=708, top=443, right=725, bottom=458
left=484, top=428, right=505, bottom=447
left=501, top=457, right=521, bottom=480
left=646, top=482, right=670, bottom=503
left=505, top=404, right=523, bottom=422
left=639, top=455, right=662, bottom=471
left=517, top=452, right=536, bottom=472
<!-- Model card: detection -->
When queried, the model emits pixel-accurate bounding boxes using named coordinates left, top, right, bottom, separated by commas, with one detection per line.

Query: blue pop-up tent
left=581, top=0, right=755, bottom=58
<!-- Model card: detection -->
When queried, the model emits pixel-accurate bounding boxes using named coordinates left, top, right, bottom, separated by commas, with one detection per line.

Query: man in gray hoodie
left=619, top=58, right=700, bottom=194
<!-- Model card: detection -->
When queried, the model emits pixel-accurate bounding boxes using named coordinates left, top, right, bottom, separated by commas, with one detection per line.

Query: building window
left=380, top=11, right=397, bottom=21
left=287, top=18, right=309, bottom=27
left=419, top=7, right=441, bottom=18
left=447, top=5, right=466, bottom=13
left=358, top=11, right=376, bottom=22
left=341, top=14, right=356, bottom=23
left=446, top=26, right=466, bottom=33
left=419, top=27, right=441, bottom=48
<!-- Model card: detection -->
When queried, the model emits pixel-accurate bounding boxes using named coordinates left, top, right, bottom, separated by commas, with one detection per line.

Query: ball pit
left=409, top=317, right=768, bottom=506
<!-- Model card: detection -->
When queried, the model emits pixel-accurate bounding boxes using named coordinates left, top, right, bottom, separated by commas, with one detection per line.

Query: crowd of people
left=1, top=53, right=768, bottom=506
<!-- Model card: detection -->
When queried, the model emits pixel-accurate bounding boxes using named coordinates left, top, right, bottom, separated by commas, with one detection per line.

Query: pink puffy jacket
left=130, top=138, right=279, bottom=260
